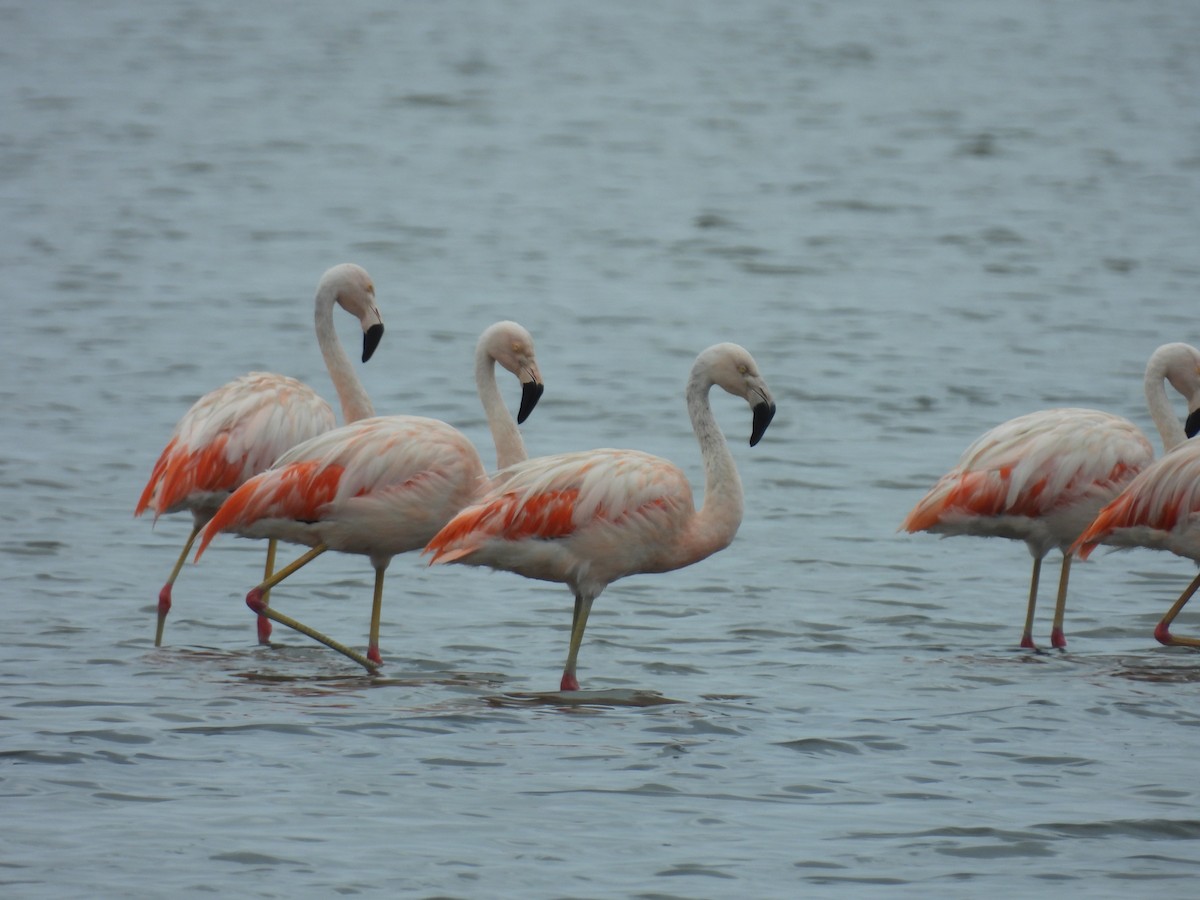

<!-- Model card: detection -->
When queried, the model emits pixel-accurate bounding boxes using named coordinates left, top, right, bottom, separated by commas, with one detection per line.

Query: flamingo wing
left=426, top=448, right=693, bottom=564
left=136, top=373, right=335, bottom=519
left=902, top=409, right=1152, bottom=533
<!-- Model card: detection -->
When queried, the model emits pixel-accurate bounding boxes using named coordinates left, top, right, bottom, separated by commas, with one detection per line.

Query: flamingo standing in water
left=424, top=342, right=776, bottom=692
left=194, top=321, right=545, bottom=671
left=1071, top=411, right=1200, bottom=647
left=136, top=263, right=384, bottom=646
left=901, top=342, right=1200, bottom=650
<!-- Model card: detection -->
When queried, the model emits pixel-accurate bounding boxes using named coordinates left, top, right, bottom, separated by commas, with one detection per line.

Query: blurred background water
left=3, top=0, right=1200, bottom=896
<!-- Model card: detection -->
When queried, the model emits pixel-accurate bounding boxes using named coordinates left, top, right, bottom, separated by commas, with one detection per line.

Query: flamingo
left=136, top=263, right=384, bottom=646
left=193, top=321, right=545, bottom=671
left=901, top=342, right=1200, bottom=650
left=1071, top=412, right=1200, bottom=647
left=424, top=342, right=777, bottom=692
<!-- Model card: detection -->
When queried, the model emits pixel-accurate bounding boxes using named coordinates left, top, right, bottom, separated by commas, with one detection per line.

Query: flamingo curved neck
left=315, top=288, right=374, bottom=425
left=681, top=368, right=745, bottom=563
left=1145, top=357, right=1187, bottom=454
left=477, top=350, right=527, bottom=470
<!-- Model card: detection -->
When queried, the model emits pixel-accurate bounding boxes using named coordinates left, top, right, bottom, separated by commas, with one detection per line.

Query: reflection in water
left=1108, top=656, right=1200, bottom=685
left=486, top=689, right=682, bottom=709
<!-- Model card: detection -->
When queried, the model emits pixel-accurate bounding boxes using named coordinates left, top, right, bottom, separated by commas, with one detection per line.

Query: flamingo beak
left=750, top=401, right=776, bottom=446
left=1187, top=408, right=1200, bottom=440
left=518, top=379, right=545, bottom=424
left=362, top=323, right=384, bottom=363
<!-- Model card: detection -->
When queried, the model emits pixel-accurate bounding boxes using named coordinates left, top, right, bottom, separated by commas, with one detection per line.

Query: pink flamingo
left=136, top=263, right=384, bottom=646
left=193, top=321, right=544, bottom=671
left=1071, top=416, right=1200, bottom=647
left=901, top=342, right=1200, bottom=650
left=424, top=342, right=776, bottom=692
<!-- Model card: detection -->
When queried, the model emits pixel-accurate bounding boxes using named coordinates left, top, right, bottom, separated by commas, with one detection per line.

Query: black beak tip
left=517, top=381, right=545, bottom=424
left=1186, top=408, right=1200, bottom=440
left=750, top=401, right=776, bottom=447
left=362, top=323, right=384, bottom=363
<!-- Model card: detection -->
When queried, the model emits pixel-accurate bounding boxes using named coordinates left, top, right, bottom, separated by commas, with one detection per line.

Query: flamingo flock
left=136, top=263, right=384, bottom=646
left=139, top=263, right=1200, bottom=690
left=902, top=343, right=1200, bottom=650
left=194, top=320, right=545, bottom=672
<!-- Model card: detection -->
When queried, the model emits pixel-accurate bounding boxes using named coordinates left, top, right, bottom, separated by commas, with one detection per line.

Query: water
left=4, top=0, right=1200, bottom=896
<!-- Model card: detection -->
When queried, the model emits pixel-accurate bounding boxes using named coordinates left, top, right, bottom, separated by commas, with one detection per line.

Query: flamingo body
left=903, top=408, right=1152, bottom=555
left=903, top=409, right=1153, bottom=650
left=1073, top=443, right=1200, bottom=647
left=1075, top=445, right=1200, bottom=561
left=136, top=373, right=336, bottom=522
left=426, top=342, right=776, bottom=692
left=196, top=416, right=487, bottom=563
left=194, top=321, right=544, bottom=667
left=428, top=448, right=702, bottom=591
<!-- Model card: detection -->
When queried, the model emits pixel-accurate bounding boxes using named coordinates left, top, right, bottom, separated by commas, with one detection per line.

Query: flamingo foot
left=560, top=672, right=580, bottom=692
left=1050, top=627, right=1066, bottom=650
left=367, top=645, right=382, bottom=665
left=1019, top=632, right=1037, bottom=650
left=257, top=614, right=272, bottom=645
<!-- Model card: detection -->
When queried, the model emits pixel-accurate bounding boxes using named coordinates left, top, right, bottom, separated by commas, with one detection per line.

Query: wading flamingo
left=424, top=342, right=776, bottom=692
left=194, top=321, right=544, bottom=671
left=136, top=263, right=384, bottom=647
left=901, top=342, right=1200, bottom=650
left=1071, top=411, right=1200, bottom=647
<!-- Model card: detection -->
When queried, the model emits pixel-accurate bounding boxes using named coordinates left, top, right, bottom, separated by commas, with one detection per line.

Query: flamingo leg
left=1154, top=572, right=1200, bottom=648
left=560, top=592, right=594, bottom=692
left=1020, top=556, right=1043, bottom=650
left=366, top=566, right=385, bottom=665
left=252, top=544, right=328, bottom=596
left=156, top=523, right=202, bottom=647
left=246, top=602, right=380, bottom=674
left=241, top=547, right=376, bottom=672
left=1049, top=554, right=1071, bottom=650
left=241, top=543, right=379, bottom=673
left=256, top=538, right=278, bottom=645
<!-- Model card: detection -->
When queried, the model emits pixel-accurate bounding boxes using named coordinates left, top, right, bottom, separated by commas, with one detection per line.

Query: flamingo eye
left=738, top=364, right=749, bottom=375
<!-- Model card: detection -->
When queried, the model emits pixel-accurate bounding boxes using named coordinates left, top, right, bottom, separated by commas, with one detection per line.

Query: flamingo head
left=697, top=342, right=777, bottom=446
left=320, top=263, right=385, bottom=363
left=1156, top=342, right=1200, bottom=424
left=480, top=321, right=545, bottom=424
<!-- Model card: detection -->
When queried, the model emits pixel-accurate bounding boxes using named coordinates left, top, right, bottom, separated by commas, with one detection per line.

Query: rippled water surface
left=5, top=1, right=1200, bottom=896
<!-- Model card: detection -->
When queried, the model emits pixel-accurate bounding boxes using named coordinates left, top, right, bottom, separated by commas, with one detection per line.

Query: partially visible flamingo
left=194, top=321, right=545, bottom=671
left=136, top=263, right=384, bottom=646
left=1071, top=414, right=1200, bottom=647
left=901, top=342, right=1200, bottom=650
left=424, top=342, right=776, bottom=692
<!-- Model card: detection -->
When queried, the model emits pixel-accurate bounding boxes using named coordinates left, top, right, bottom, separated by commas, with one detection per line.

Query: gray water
left=4, top=0, right=1200, bottom=896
